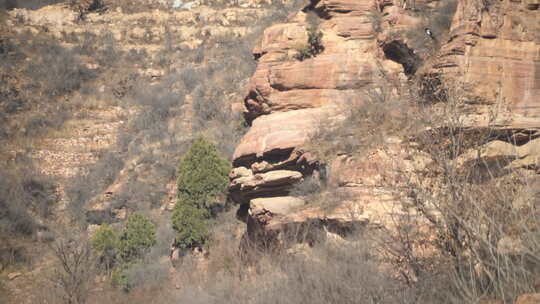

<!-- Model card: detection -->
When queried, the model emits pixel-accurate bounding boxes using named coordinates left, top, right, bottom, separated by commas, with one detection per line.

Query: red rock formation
left=231, top=0, right=408, bottom=243
left=231, top=0, right=540, bottom=244
left=433, top=0, right=540, bottom=118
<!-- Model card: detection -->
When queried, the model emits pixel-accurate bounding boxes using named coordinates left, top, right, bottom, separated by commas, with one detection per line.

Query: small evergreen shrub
left=118, top=214, right=156, bottom=262
left=91, top=224, right=118, bottom=271
left=111, top=264, right=129, bottom=291
left=91, top=224, right=118, bottom=252
left=294, top=25, right=324, bottom=61
left=172, top=137, right=231, bottom=249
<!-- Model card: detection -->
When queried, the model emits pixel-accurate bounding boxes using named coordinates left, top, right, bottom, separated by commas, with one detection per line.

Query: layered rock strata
left=230, top=0, right=540, bottom=246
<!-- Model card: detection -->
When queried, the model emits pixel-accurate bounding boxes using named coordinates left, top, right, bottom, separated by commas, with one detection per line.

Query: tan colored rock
left=233, top=108, right=330, bottom=162
left=230, top=169, right=303, bottom=192
left=457, top=137, right=540, bottom=170
left=259, top=170, right=303, bottom=186
left=250, top=196, right=306, bottom=216
left=268, top=200, right=368, bottom=230
left=250, top=160, right=273, bottom=173
left=232, top=0, right=540, bottom=253
left=229, top=166, right=252, bottom=179
left=8, top=272, right=22, bottom=280
left=230, top=0, right=425, bottom=242
left=515, top=294, right=540, bottom=304
left=315, top=0, right=373, bottom=17
left=432, top=0, right=540, bottom=118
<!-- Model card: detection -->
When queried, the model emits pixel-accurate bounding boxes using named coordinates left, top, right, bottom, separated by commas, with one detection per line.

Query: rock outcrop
left=515, top=294, right=540, bottom=304
left=230, top=0, right=413, bottom=242
left=433, top=0, right=540, bottom=119
left=230, top=0, right=540, bottom=246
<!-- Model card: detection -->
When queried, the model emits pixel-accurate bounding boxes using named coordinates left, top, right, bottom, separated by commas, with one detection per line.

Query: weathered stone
left=229, top=166, right=252, bottom=179
left=250, top=196, right=306, bottom=216
left=457, top=137, right=540, bottom=170
left=231, top=0, right=540, bottom=252
left=515, top=294, right=540, bottom=304
left=431, top=0, right=540, bottom=119
left=233, top=107, right=331, bottom=164
left=231, top=170, right=302, bottom=189
left=8, top=272, right=22, bottom=280
left=231, top=0, right=427, bottom=242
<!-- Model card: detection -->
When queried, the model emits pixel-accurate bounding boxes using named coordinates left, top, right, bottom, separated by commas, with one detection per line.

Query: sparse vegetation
left=306, top=73, right=423, bottom=163
left=67, top=152, right=124, bottom=223
left=402, top=0, right=458, bottom=58
left=0, top=157, right=56, bottom=271
left=384, top=85, right=540, bottom=302
left=301, top=69, right=540, bottom=303
left=294, top=12, right=324, bottom=61
left=368, top=8, right=383, bottom=34
left=48, top=233, right=96, bottom=304
left=1, top=0, right=307, bottom=302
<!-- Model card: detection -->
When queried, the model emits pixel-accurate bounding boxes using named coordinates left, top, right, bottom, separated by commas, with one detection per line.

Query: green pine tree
left=91, top=224, right=119, bottom=272
left=172, top=137, right=231, bottom=249
left=118, top=213, right=156, bottom=262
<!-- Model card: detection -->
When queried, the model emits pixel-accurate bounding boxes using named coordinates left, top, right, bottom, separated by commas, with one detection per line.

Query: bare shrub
left=127, top=77, right=184, bottom=135
left=0, top=157, right=56, bottom=235
left=406, top=144, right=540, bottom=301
left=70, top=0, right=106, bottom=15
left=0, top=156, right=57, bottom=272
left=122, top=257, right=169, bottom=290
left=0, top=244, right=29, bottom=272
left=365, top=78, right=540, bottom=303
left=289, top=175, right=323, bottom=197
left=66, top=152, right=124, bottom=223
left=24, top=36, right=95, bottom=98
left=77, top=31, right=123, bottom=68
left=48, top=232, right=97, bottom=304
left=1, top=0, right=63, bottom=10
left=368, top=8, right=383, bottom=34
left=306, top=75, right=423, bottom=163
left=169, top=232, right=417, bottom=304
left=0, top=29, right=91, bottom=142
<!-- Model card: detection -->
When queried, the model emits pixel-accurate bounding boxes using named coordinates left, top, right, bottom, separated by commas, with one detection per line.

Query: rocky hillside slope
left=0, top=0, right=299, bottom=301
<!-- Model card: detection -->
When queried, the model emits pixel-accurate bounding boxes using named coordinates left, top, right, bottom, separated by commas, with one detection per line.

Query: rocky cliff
left=229, top=0, right=540, bottom=245
left=434, top=0, right=540, bottom=117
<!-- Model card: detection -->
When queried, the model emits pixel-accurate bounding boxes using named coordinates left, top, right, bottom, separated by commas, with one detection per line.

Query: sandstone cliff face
left=230, top=0, right=540, bottom=244
left=434, top=0, right=540, bottom=119
left=230, top=0, right=410, bottom=241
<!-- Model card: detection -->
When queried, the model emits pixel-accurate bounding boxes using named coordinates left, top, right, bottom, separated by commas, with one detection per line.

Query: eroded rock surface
left=433, top=0, right=540, bottom=118
left=230, top=0, right=540, bottom=247
left=230, top=0, right=420, bottom=243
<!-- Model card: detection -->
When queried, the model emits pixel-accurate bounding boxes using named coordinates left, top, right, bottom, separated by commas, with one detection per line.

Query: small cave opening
left=302, top=0, right=331, bottom=19
left=382, top=40, right=422, bottom=75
